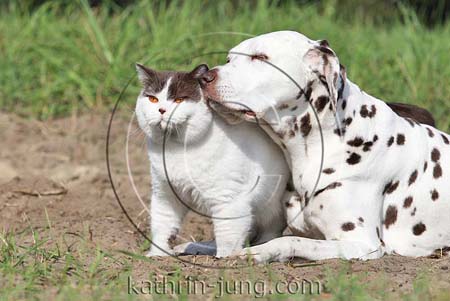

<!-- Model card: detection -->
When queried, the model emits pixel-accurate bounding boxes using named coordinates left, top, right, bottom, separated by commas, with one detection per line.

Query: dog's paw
left=237, top=244, right=289, bottom=263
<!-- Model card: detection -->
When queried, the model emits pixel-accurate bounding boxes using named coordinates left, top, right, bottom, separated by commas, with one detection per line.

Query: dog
left=199, top=31, right=450, bottom=262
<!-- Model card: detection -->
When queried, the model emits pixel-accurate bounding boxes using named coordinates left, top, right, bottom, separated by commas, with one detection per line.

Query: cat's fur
left=135, top=64, right=290, bottom=257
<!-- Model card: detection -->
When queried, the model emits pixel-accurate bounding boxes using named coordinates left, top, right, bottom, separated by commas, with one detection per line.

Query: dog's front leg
left=146, top=185, right=187, bottom=257
left=239, top=236, right=383, bottom=263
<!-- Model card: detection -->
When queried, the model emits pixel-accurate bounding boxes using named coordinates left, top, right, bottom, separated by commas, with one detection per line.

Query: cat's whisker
left=174, top=124, right=182, bottom=139
left=140, top=133, right=147, bottom=150
left=129, top=126, right=144, bottom=137
left=123, top=104, right=136, bottom=114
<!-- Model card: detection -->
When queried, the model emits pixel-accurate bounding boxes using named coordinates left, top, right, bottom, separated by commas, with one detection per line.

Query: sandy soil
left=1, top=111, right=449, bottom=297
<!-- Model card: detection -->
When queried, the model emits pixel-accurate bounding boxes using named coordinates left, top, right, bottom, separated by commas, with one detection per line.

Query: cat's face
left=135, top=64, right=212, bottom=143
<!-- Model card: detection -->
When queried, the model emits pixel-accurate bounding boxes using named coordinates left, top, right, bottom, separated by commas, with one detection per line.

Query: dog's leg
left=239, top=236, right=383, bottom=263
left=146, top=185, right=187, bottom=257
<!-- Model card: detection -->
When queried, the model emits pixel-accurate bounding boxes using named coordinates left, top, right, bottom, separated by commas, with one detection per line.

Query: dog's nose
left=199, top=69, right=217, bottom=86
left=158, top=108, right=166, bottom=115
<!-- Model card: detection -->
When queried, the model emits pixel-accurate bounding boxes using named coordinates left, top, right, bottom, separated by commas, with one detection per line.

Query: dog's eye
left=147, top=95, right=158, bottom=103
left=251, top=54, right=269, bottom=61
left=174, top=97, right=185, bottom=104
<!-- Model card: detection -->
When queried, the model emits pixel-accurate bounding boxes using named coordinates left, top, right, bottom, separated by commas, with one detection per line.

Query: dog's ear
left=303, top=41, right=342, bottom=111
left=135, top=63, right=158, bottom=87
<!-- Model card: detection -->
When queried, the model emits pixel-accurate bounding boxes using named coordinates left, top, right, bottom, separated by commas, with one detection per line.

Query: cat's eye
left=147, top=96, right=158, bottom=103
left=174, top=97, right=185, bottom=104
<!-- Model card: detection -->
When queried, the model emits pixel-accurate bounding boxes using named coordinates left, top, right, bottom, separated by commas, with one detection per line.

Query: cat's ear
left=190, top=64, right=209, bottom=79
left=135, top=63, right=157, bottom=86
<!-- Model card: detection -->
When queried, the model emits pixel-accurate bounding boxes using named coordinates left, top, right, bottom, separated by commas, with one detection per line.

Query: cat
left=135, top=63, right=291, bottom=257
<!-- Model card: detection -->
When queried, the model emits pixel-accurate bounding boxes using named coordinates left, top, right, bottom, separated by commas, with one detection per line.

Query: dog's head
left=201, top=31, right=344, bottom=119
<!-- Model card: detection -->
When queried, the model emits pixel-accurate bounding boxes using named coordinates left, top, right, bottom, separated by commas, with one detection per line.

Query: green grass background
left=0, top=0, right=449, bottom=132
left=1, top=1, right=450, bottom=300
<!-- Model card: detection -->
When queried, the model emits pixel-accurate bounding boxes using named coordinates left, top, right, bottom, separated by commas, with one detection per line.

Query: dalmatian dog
left=199, top=31, right=450, bottom=262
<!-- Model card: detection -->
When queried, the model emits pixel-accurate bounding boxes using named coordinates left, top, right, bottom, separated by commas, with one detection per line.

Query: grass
left=0, top=0, right=449, bottom=132
left=2, top=226, right=450, bottom=300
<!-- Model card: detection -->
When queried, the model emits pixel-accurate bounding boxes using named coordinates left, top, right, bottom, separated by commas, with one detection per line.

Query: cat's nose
left=199, top=69, right=217, bottom=87
left=158, top=108, right=166, bottom=115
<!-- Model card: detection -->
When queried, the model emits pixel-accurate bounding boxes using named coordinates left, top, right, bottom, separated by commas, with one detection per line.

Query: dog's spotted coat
left=202, top=31, right=450, bottom=262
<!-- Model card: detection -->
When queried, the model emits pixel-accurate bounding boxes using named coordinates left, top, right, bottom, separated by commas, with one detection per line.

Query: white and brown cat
left=135, top=63, right=291, bottom=257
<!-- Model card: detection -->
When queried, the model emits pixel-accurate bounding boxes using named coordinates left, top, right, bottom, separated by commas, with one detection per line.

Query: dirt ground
left=1, top=111, right=449, bottom=297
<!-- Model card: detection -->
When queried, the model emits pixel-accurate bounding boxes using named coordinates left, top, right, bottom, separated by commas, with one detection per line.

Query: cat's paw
left=145, top=248, right=172, bottom=257
left=173, top=242, right=191, bottom=255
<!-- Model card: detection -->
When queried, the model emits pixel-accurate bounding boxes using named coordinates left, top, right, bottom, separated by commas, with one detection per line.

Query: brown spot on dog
left=360, top=104, right=376, bottom=118
left=360, top=105, right=369, bottom=118
left=342, top=99, right=347, bottom=110
left=304, top=80, right=314, bottom=101
left=323, top=168, right=335, bottom=174
left=342, top=222, right=355, bottom=231
left=383, top=180, right=399, bottom=195
left=314, top=182, right=343, bottom=197
left=314, top=96, right=329, bottom=113
left=285, top=201, right=293, bottom=208
left=347, top=137, right=364, bottom=147
left=288, top=130, right=295, bottom=138
left=429, top=247, right=450, bottom=258
left=442, top=134, right=450, bottom=145
left=343, top=117, right=353, bottom=126
left=384, top=205, right=398, bottom=229
left=387, top=136, right=395, bottom=147
left=431, top=148, right=441, bottom=162
left=334, top=127, right=346, bottom=137
left=408, top=170, right=418, bottom=186
left=427, top=128, right=435, bottom=138
left=358, top=217, right=364, bottom=223
left=277, top=103, right=289, bottom=110
left=363, top=141, right=374, bottom=152
left=424, top=161, right=428, bottom=172
left=320, top=204, right=324, bottom=210
left=369, top=105, right=377, bottom=117
left=290, top=105, right=298, bottom=111
left=411, top=207, right=417, bottom=216
left=346, top=153, right=361, bottom=165
left=300, top=113, right=312, bottom=137
left=431, top=189, right=439, bottom=201
left=433, top=163, right=443, bottom=179
left=403, top=196, right=413, bottom=208
left=376, top=227, right=386, bottom=246
left=413, top=223, right=426, bottom=236
left=396, top=134, right=406, bottom=145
